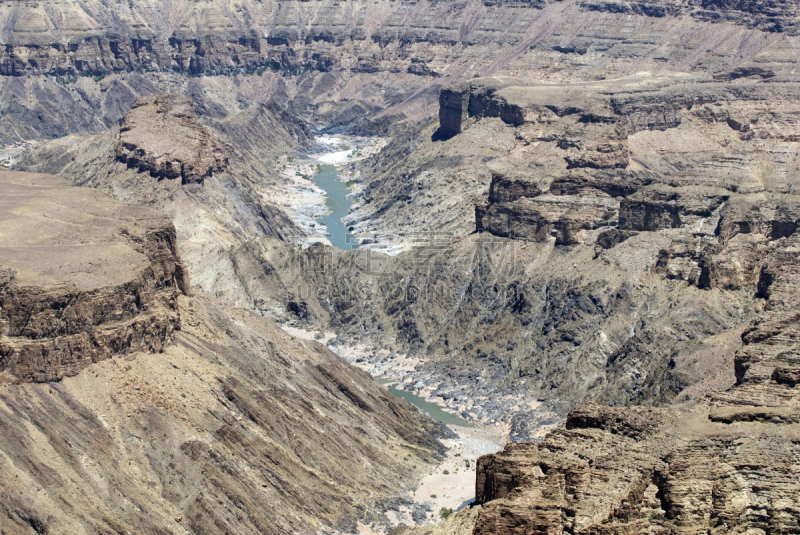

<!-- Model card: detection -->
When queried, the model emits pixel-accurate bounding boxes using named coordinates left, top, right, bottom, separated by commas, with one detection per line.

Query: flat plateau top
left=0, top=170, right=165, bottom=290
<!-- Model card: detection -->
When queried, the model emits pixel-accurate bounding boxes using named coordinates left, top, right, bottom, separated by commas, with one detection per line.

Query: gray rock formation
left=470, top=240, right=800, bottom=532
left=2, top=0, right=800, bottom=145
left=16, top=93, right=308, bottom=298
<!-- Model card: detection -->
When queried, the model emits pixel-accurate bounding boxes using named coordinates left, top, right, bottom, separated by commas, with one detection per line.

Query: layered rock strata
left=467, top=75, right=800, bottom=293
left=3, top=0, right=800, bottom=145
left=0, top=293, right=448, bottom=534
left=116, top=94, right=228, bottom=184
left=0, top=170, right=187, bottom=383
left=471, top=253, right=800, bottom=533
left=1, top=0, right=799, bottom=80
left=468, top=184, right=800, bottom=533
left=17, top=93, right=306, bottom=300
left=473, top=398, right=800, bottom=533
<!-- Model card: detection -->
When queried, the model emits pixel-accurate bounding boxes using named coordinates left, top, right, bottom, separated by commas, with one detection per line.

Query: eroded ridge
left=472, top=255, right=800, bottom=533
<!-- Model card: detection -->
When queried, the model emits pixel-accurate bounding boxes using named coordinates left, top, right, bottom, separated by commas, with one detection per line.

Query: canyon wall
left=465, top=75, right=800, bottom=295
left=1, top=0, right=798, bottom=79
left=197, top=65, right=800, bottom=447
left=0, top=169, right=449, bottom=533
left=16, top=92, right=307, bottom=302
left=2, top=0, right=800, bottom=144
left=471, top=244, right=800, bottom=532
left=0, top=170, right=186, bottom=383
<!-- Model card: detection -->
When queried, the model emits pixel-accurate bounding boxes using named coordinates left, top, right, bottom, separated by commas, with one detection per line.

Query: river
left=381, top=381, right=472, bottom=428
left=310, top=144, right=473, bottom=429
left=313, top=164, right=359, bottom=250
left=289, top=142, right=505, bottom=529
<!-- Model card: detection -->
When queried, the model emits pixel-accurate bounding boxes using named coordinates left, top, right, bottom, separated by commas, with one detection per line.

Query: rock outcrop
left=0, top=170, right=187, bottom=383
left=463, top=75, right=800, bottom=294
left=467, top=190, right=800, bottom=533
left=473, top=399, right=800, bottom=533
left=0, top=293, right=448, bottom=534
left=16, top=93, right=307, bottom=302
left=3, top=0, right=800, bottom=145
left=2, top=0, right=798, bottom=80
left=0, top=174, right=447, bottom=535
left=116, top=94, right=227, bottom=184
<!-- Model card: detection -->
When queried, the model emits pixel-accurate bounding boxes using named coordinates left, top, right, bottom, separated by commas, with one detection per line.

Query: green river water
left=380, top=380, right=472, bottom=428
left=313, top=164, right=358, bottom=250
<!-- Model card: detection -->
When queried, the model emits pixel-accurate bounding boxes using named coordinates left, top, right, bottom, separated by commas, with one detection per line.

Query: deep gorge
left=1, top=0, right=800, bottom=532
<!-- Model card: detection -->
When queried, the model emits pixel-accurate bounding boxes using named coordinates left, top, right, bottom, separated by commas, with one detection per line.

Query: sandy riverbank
left=0, top=140, right=37, bottom=170
left=411, top=424, right=507, bottom=518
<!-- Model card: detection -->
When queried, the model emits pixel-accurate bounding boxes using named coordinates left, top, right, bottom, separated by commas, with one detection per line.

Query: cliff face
left=0, top=171, right=448, bottom=535
left=0, top=294, right=448, bottom=535
left=116, top=94, right=228, bottom=185
left=0, top=170, right=186, bottom=384
left=2, top=0, right=800, bottom=144
left=0, top=0, right=797, bottom=79
left=16, top=93, right=307, bottom=303
left=467, top=174, right=800, bottom=533
left=471, top=250, right=800, bottom=532
left=466, top=75, right=800, bottom=294
left=473, top=401, right=800, bottom=533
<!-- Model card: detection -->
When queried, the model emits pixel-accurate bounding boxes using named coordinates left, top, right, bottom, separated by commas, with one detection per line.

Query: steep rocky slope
left=472, top=397, right=799, bottom=533
left=207, top=229, right=749, bottom=440
left=471, top=256, right=800, bottom=532
left=0, top=291, right=449, bottom=534
left=203, top=69, right=800, bottom=444
left=3, top=0, right=800, bottom=145
left=394, top=211, right=800, bottom=535
left=363, top=69, right=800, bottom=533
left=0, top=170, right=448, bottom=534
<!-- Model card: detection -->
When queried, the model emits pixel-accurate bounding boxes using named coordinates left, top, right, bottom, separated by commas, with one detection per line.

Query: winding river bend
left=299, top=141, right=506, bottom=526
left=311, top=149, right=473, bottom=429
left=381, top=381, right=473, bottom=428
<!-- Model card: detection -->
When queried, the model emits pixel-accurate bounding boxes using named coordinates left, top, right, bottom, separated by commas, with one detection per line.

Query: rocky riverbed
left=280, top=326, right=508, bottom=532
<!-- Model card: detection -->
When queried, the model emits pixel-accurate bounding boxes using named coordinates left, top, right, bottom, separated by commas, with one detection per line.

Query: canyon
left=1, top=0, right=800, bottom=533
left=0, top=170, right=448, bottom=534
